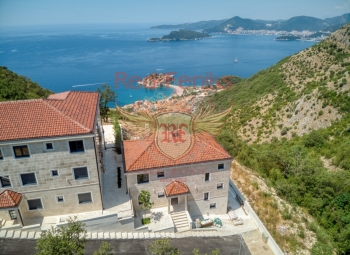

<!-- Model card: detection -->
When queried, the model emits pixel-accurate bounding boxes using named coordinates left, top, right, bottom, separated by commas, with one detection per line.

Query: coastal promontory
left=147, top=30, right=211, bottom=42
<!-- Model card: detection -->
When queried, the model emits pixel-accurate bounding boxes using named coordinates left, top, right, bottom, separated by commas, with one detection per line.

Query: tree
left=96, top=84, right=117, bottom=122
left=149, top=238, right=180, bottom=255
left=35, top=218, right=87, bottom=255
left=93, top=242, right=113, bottom=255
left=139, top=189, right=153, bottom=217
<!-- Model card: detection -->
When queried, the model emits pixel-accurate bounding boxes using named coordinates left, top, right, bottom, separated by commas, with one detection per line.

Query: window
left=218, top=164, right=224, bottom=170
left=45, top=143, right=54, bottom=150
left=210, top=203, right=216, bottom=209
left=20, top=173, right=37, bottom=186
left=69, top=140, right=84, bottom=153
left=157, top=171, right=165, bottom=178
left=57, top=196, right=64, bottom=203
left=217, top=183, right=224, bottom=190
left=137, top=174, right=149, bottom=184
left=27, top=199, right=43, bottom=210
left=158, top=192, right=165, bottom=198
left=205, top=173, right=210, bottom=181
left=50, top=170, right=59, bottom=177
left=0, top=176, right=11, bottom=187
left=78, top=193, right=92, bottom=204
left=73, top=167, right=89, bottom=180
left=13, top=145, right=30, bottom=158
left=9, top=210, right=17, bottom=220
left=0, top=149, right=3, bottom=160
left=204, top=192, right=209, bottom=201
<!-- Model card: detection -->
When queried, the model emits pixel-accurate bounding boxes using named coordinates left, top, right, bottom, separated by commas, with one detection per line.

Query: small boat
left=130, top=94, right=132, bottom=98
left=234, top=58, right=238, bottom=63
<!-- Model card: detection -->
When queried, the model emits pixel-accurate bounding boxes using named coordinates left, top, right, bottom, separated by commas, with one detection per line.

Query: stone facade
left=0, top=136, right=103, bottom=221
left=125, top=159, right=232, bottom=217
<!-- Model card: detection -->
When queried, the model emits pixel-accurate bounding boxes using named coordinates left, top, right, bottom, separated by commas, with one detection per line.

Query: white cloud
left=335, top=0, right=350, bottom=9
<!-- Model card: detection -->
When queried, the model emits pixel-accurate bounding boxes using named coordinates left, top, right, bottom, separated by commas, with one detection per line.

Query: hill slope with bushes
left=0, top=66, right=53, bottom=101
left=208, top=24, right=350, bottom=254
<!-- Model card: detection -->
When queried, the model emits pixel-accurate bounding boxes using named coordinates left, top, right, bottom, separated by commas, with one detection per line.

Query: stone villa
left=0, top=91, right=104, bottom=226
left=123, top=132, right=233, bottom=227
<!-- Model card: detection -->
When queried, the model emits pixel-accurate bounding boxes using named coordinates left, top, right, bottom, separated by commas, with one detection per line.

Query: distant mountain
left=269, top=16, right=327, bottom=31
left=204, top=16, right=266, bottom=33
left=253, top=19, right=285, bottom=24
left=324, top=13, right=350, bottom=26
left=197, top=13, right=350, bottom=33
left=150, top=19, right=228, bottom=30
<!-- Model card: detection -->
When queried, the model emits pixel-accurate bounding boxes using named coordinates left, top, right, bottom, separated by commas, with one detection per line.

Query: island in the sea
left=275, top=35, right=301, bottom=41
left=138, top=73, right=175, bottom=88
left=147, top=30, right=211, bottom=42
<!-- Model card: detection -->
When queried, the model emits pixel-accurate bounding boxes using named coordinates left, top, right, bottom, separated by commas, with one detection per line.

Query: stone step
left=171, top=214, right=187, bottom=219
left=176, top=226, right=189, bottom=233
left=173, top=218, right=188, bottom=224
left=175, top=222, right=189, bottom=228
left=171, top=211, right=187, bottom=216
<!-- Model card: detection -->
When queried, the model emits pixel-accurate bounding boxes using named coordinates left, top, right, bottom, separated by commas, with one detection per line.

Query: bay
left=0, top=24, right=316, bottom=106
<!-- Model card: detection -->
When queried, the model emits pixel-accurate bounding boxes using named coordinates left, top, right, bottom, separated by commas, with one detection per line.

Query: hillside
left=207, top=24, right=350, bottom=254
left=0, top=66, right=53, bottom=101
left=204, top=16, right=266, bottom=33
left=203, top=13, right=350, bottom=33
left=270, top=16, right=326, bottom=32
left=151, top=19, right=227, bottom=30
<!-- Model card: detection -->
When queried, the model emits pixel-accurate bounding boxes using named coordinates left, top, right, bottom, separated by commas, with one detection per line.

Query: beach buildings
left=0, top=91, right=104, bottom=226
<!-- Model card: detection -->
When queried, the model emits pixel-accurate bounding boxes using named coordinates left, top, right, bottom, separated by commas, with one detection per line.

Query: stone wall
left=0, top=136, right=103, bottom=220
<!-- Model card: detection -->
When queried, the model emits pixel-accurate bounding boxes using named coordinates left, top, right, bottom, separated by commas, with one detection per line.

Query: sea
left=0, top=24, right=317, bottom=106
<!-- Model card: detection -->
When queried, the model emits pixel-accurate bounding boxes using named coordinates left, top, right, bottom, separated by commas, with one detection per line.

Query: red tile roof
left=165, top=181, right=189, bottom=196
left=123, top=133, right=232, bottom=172
left=0, top=91, right=99, bottom=141
left=0, top=190, right=22, bottom=208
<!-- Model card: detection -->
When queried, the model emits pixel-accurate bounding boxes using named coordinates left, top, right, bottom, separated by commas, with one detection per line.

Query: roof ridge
left=0, top=99, right=43, bottom=104
left=42, top=100, right=91, bottom=132
left=126, top=139, right=154, bottom=170
left=196, top=134, right=232, bottom=158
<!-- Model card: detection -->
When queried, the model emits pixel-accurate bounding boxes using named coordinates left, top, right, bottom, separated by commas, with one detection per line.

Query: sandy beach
left=168, top=84, right=184, bottom=96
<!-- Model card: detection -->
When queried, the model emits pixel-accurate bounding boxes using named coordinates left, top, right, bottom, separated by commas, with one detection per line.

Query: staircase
left=171, top=211, right=190, bottom=232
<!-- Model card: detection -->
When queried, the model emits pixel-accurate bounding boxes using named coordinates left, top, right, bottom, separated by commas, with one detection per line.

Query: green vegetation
left=36, top=218, right=113, bottom=255
left=149, top=238, right=220, bottom=255
left=216, top=75, right=242, bottom=88
left=138, top=190, right=153, bottom=219
left=142, top=218, right=151, bottom=225
left=149, top=238, right=180, bottom=255
left=207, top=24, right=350, bottom=254
left=93, top=242, right=113, bottom=255
left=275, top=35, right=301, bottom=41
left=96, top=84, right=117, bottom=122
left=162, top=30, right=211, bottom=41
left=0, top=66, right=53, bottom=101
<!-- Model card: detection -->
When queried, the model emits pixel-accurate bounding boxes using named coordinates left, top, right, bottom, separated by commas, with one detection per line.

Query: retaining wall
left=229, top=179, right=284, bottom=255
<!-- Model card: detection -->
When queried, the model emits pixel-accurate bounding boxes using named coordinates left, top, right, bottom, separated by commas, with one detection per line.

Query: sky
left=0, top=0, right=349, bottom=27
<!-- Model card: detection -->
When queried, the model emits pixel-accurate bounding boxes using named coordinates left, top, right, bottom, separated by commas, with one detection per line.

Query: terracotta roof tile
left=123, top=133, right=232, bottom=172
left=0, top=190, right=22, bottom=208
left=0, top=91, right=99, bottom=141
left=165, top=181, right=189, bottom=196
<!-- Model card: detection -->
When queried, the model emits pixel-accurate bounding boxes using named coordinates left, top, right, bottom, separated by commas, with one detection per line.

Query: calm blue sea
left=0, top=24, right=316, bottom=106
